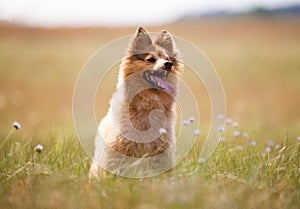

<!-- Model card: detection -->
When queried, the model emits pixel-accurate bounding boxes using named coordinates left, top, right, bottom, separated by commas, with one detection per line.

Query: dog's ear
left=155, top=30, right=177, bottom=57
left=128, top=27, right=154, bottom=55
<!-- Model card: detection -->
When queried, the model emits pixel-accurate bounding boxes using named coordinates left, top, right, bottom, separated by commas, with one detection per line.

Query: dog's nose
left=164, top=62, right=173, bottom=70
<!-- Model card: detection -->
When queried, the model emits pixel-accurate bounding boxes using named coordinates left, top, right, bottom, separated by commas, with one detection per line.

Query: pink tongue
left=154, top=76, right=175, bottom=94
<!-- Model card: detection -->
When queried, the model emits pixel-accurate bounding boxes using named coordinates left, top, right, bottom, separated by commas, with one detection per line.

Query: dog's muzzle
left=143, top=69, right=175, bottom=94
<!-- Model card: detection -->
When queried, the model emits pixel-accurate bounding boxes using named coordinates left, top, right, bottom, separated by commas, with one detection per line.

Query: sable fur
left=89, top=27, right=184, bottom=179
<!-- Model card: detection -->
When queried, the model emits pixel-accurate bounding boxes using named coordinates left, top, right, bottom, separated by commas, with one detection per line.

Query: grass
left=1, top=16, right=300, bottom=208
left=0, top=126, right=299, bottom=209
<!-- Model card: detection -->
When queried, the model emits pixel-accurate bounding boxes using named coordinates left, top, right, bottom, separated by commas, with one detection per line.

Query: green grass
left=0, top=125, right=299, bottom=209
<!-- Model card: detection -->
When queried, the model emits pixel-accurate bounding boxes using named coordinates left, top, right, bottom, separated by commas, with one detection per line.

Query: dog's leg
left=89, top=161, right=101, bottom=183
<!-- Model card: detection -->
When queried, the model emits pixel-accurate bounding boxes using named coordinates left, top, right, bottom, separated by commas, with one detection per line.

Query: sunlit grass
left=0, top=124, right=299, bottom=209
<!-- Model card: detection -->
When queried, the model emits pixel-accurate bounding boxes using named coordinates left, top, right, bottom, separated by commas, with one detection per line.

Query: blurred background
left=0, top=0, right=300, bottom=142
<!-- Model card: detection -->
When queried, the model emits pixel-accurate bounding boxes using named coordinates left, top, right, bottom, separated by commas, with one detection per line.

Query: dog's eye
left=147, top=58, right=156, bottom=63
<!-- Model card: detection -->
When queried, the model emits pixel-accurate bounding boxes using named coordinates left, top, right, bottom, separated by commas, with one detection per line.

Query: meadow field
left=0, top=16, right=300, bottom=208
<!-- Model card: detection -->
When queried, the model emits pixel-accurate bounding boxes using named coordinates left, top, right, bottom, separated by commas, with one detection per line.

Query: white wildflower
left=267, top=140, right=274, bottom=146
left=225, top=118, right=232, bottom=124
left=34, top=144, right=44, bottom=153
left=236, top=145, right=243, bottom=150
left=198, top=157, right=205, bottom=163
left=188, top=116, right=195, bottom=122
left=218, top=125, right=225, bottom=132
left=182, top=120, right=189, bottom=125
left=275, top=144, right=281, bottom=150
left=249, top=140, right=256, bottom=146
left=218, top=114, right=224, bottom=120
left=265, top=147, right=271, bottom=153
left=159, top=128, right=167, bottom=134
left=233, top=122, right=239, bottom=128
left=243, top=132, right=249, bottom=138
left=219, top=136, right=226, bottom=142
left=193, top=129, right=200, bottom=136
left=233, top=131, right=240, bottom=137
left=13, top=121, right=21, bottom=130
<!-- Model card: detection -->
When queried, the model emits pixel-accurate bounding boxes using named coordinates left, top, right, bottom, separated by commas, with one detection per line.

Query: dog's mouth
left=143, top=69, right=175, bottom=94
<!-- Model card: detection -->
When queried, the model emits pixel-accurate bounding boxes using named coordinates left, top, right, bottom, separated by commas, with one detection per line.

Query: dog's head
left=119, top=27, right=183, bottom=95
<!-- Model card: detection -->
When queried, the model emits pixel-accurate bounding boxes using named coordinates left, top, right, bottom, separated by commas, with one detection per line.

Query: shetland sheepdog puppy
left=89, top=27, right=184, bottom=179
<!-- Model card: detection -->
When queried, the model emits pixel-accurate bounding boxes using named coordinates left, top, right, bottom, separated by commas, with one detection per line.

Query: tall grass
left=0, top=125, right=299, bottom=209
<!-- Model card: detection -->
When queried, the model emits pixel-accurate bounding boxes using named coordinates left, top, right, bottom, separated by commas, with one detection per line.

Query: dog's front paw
left=89, top=162, right=109, bottom=183
left=89, top=162, right=101, bottom=183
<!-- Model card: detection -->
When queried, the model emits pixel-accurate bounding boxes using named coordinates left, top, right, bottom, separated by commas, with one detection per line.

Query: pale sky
left=0, top=0, right=299, bottom=27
